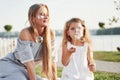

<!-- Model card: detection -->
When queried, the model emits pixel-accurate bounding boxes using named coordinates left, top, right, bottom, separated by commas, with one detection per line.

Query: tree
left=98, top=22, right=105, bottom=51
left=4, top=24, right=12, bottom=38
left=98, top=22, right=105, bottom=29
left=114, top=0, right=120, bottom=11
left=108, top=16, right=119, bottom=25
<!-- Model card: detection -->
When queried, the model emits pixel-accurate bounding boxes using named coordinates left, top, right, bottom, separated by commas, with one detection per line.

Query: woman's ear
left=32, top=17, right=35, bottom=23
left=67, top=31, right=69, bottom=36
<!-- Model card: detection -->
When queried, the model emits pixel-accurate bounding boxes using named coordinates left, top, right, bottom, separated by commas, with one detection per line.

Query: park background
left=0, top=0, right=120, bottom=80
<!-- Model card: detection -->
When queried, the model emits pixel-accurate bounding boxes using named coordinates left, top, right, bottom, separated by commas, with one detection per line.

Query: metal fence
left=0, top=38, right=17, bottom=58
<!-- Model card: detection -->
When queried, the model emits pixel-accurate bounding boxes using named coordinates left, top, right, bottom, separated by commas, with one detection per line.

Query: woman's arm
left=52, top=62, right=57, bottom=80
left=25, top=61, right=36, bottom=80
left=87, top=45, right=96, bottom=72
left=50, top=29, right=57, bottom=80
left=19, top=28, right=37, bottom=80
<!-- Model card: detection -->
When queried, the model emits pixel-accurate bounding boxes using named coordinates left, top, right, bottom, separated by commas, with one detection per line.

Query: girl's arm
left=25, top=61, right=36, bottom=80
left=87, top=45, right=96, bottom=72
left=62, top=42, right=76, bottom=66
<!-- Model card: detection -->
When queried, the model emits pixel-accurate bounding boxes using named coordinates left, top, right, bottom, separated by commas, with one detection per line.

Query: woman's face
left=34, top=6, right=49, bottom=27
left=67, top=22, right=84, bottom=40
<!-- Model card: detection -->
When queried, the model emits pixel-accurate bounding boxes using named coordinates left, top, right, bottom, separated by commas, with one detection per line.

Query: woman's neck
left=38, top=27, right=45, bottom=36
left=33, top=25, right=45, bottom=36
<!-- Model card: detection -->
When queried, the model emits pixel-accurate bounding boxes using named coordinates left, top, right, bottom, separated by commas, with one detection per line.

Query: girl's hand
left=68, top=47, right=76, bottom=54
left=89, top=64, right=96, bottom=72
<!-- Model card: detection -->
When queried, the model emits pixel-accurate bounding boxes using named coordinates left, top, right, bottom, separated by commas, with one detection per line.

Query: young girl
left=61, top=18, right=96, bottom=80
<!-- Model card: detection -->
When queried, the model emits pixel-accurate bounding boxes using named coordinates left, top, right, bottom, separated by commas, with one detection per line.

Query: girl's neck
left=71, top=39, right=84, bottom=46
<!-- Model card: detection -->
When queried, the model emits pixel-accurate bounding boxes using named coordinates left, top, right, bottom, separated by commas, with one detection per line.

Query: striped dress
left=0, top=38, right=57, bottom=80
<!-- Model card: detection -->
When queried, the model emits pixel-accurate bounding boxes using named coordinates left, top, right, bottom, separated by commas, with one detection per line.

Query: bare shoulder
left=87, top=43, right=93, bottom=52
left=19, top=27, right=31, bottom=41
left=50, top=28, right=55, bottom=40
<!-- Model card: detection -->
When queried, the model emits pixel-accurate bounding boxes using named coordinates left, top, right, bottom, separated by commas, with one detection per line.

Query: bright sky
left=0, top=0, right=119, bottom=32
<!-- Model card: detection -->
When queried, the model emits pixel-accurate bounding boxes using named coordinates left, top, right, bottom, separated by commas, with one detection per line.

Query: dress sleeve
left=14, top=39, right=34, bottom=63
left=51, top=39, right=58, bottom=62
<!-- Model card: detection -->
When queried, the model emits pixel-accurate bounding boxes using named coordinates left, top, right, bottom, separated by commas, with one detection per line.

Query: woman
left=0, top=3, right=57, bottom=80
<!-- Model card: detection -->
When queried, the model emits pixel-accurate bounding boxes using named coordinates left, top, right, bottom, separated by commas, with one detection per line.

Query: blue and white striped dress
left=0, top=38, right=57, bottom=80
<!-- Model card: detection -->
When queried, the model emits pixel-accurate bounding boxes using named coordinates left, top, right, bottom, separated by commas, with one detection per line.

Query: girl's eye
left=76, top=27, right=81, bottom=30
left=70, top=27, right=75, bottom=30
left=70, top=27, right=81, bottom=31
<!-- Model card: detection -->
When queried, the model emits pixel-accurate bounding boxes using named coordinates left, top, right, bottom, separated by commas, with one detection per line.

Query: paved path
left=57, top=60, right=120, bottom=73
left=95, top=60, right=120, bottom=73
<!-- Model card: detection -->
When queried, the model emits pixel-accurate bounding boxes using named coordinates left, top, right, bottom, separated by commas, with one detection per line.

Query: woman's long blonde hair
left=28, top=3, right=52, bottom=79
left=62, top=18, right=92, bottom=45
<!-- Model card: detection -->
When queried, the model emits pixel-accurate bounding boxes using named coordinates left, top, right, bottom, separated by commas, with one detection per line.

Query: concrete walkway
left=95, top=60, right=120, bottom=73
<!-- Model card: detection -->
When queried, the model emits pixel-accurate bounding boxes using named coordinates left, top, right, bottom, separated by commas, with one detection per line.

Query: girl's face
left=34, top=6, right=49, bottom=27
left=67, top=22, right=84, bottom=40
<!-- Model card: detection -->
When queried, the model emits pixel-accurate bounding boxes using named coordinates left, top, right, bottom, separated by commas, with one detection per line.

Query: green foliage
left=35, top=66, right=46, bottom=77
left=35, top=66, right=63, bottom=78
left=96, top=27, right=120, bottom=35
left=35, top=67, right=120, bottom=79
left=93, top=51, right=120, bottom=62
left=114, top=0, right=120, bottom=11
left=94, top=71, right=120, bottom=80
left=57, top=67, right=63, bottom=77
left=109, top=16, right=119, bottom=25
left=98, top=22, right=105, bottom=29
left=4, top=24, right=12, bottom=32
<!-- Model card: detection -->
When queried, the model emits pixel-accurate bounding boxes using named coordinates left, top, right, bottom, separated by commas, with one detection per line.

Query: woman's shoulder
left=19, top=27, right=32, bottom=41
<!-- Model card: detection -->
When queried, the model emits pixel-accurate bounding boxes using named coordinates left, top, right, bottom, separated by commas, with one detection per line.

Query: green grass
left=35, top=66, right=63, bottom=78
left=93, top=51, right=120, bottom=62
left=36, top=67, right=120, bottom=80
left=94, top=71, right=120, bottom=80
left=35, top=51, right=120, bottom=79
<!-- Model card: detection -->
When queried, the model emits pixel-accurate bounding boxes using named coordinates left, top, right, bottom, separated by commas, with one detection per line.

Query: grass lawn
left=35, top=51, right=120, bottom=80
left=36, top=67, right=120, bottom=80
left=94, top=71, right=120, bottom=80
left=93, top=51, right=120, bottom=62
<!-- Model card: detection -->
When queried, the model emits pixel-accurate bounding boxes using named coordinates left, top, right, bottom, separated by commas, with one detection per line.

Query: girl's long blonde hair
left=28, top=3, right=52, bottom=79
left=62, top=18, right=92, bottom=45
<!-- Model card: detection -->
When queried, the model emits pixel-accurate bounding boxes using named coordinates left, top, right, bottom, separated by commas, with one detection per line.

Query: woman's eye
left=38, top=14, right=45, bottom=19
left=37, top=13, right=48, bottom=19
left=40, top=15, right=44, bottom=19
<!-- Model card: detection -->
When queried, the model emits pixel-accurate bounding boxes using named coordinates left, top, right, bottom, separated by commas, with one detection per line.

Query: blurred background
left=0, top=0, right=120, bottom=79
